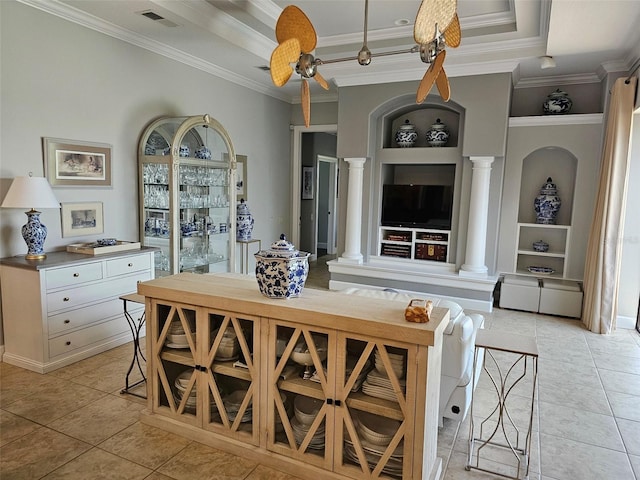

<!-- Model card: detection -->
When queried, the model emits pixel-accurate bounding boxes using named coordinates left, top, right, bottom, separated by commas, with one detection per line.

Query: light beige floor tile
left=0, top=368, right=60, bottom=407
left=0, top=361, right=25, bottom=378
left=588, top=339, right=640, bottom=359
left=5, top=378, right=106, bottom=424
left=48, top=395, right=143, bottom=445
left=41, top=447, right=152, bottom=479
left=538, top=401, right=624, bottom=451
left=157, top=441, right=258, bottom=479
left=539, top=432, right=635, bottom=480
left=629, top=454, right=640, bottom=479
left=592, top=351, right=640, bottom=375
left=0, top=409, right=42, bottom=447
left=607, top=391, right=640, bottom=422
left=599, top=369, right=640, bottom=396
left=244, top=464, right=303, bottom=479
left=70, top=356, right=144, bottom=393
left=142, top=473, right=175, bottom=480
left=444, top=450, right=540, bottom=480
left=99, top=422, right=190, bottom=469
left=538, top=382, right=611, bottom=415
left=538, top=357, right=602, bottom=390
left=47, top=353, right=114, bottom=380
left=0, top=427, right=91, bottom=479
left=617, top=418, right=640, bottom=455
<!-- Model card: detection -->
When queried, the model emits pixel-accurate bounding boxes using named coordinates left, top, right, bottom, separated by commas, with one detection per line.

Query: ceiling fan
left=269, top=0, right=461, bottom=127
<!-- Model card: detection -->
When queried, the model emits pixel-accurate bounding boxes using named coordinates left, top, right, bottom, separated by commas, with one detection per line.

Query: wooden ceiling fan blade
left=416, top=50, right=446, bottom=103
left=435, top=67, right=451, bottom=101
left=275, top=5, right=317, bottom=53
left=301, top=79, right=311, bottom=127
left=270, top=38, right=300, bottom=87
left=314, top=71, right=330, bottom=90
left=414, top=0, right=457, bottom=44
left=443, top=13, right=461, bottom=48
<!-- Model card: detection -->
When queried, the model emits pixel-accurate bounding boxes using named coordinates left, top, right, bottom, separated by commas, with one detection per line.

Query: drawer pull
left=63, top=297, right=70, bottom=302
left=128, top=263, right=134, bottom=267
left=73, top=273, right=80, bottom=277
left=64, top=319, right=70, bottom=324
left=65, top=341, right=71, bottom=346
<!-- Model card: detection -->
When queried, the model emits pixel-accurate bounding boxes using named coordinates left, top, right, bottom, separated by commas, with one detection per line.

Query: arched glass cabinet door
left=139, top=114, right=237, bottom=276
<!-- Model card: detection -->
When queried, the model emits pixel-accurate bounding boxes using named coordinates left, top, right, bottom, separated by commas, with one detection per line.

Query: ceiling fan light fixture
left=540, top=55, right=556, bottom=69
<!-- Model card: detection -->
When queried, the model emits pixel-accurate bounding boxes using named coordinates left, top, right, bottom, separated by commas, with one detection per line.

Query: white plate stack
left=373, top=349, right=405, bottom=379
left=292, top=395, right=325, bottom=450
left=215, top=327, right=239, bottom=361
left=165, top=322, right=193, bottom=349
left=361, top=368, right=407, bottom=402
left=344, top=411, right=404, bottom=478
left=173, top=369, right=197, bottom=414
left=223, top=389, right=252, bottom=423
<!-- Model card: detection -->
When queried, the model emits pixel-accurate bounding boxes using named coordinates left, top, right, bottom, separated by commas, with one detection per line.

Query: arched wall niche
left=518, top=146, right=578, bottom=226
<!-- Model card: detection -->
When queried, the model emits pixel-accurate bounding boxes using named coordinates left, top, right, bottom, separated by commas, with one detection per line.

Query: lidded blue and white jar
left=395, top=119, right=418, bottom=147
left=534, top=177, right=562, bottom=224
left=236, top=199, right=254, bottom=241
left=543, top=89, right=572, bottom=115
left=426, top=118, right=449, bottom=147
left=254, top=234, right=310, bottom=299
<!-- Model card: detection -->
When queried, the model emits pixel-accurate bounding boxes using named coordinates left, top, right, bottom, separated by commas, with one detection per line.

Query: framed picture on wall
left=302, top=166, right=314, bottom=200
left=61, top=202, right=104, bottom=237
left=43, top=137, right=112, bottom=187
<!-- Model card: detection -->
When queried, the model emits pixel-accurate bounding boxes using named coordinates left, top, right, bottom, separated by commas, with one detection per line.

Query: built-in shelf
left=509, top=113, right=603, bottom=127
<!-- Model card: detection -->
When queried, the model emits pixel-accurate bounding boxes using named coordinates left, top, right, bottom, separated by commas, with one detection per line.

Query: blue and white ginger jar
left=395, top=119, right=418, bottom=147
left=195, top=146, right=211, bottom=159
left=534, top=177, right=561, bottom=224
left=179, top=144, right=190, bottom=157
left=236, top=199, right=254, bottom=241
left=426, top=118, right=449, bottom=147
left=543, top=89, right=572, bottom=115
left=254, top=234, right=310, bottom=299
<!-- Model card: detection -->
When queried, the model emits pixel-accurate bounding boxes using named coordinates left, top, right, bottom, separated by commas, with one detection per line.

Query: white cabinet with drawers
left=0, top=248, right=156, bottom=373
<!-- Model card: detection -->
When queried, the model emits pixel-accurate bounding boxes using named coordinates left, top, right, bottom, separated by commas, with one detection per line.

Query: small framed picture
left=61, top=202, right=104, bottom=237
left=44, top=137, right=112, bottom=187
left=302, top=166, right=314, bottom=200
left=236, top=155, right=247, bottom=201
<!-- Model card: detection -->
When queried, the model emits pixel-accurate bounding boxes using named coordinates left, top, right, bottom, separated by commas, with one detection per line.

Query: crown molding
left=514, top=72, right=602, bottom=89
left=17, top=0, right=290, bottom=102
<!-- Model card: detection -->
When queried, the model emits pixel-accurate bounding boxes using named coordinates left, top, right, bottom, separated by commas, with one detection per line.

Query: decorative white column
left=460, top=156, right=495, bottom=277
left=338, top=157, right=367, bottom=264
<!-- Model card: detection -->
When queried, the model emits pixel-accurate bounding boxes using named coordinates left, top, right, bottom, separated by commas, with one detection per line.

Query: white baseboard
left=617, top=314, right=637, bottom=330
left=0, top=344, right=5, bottom=361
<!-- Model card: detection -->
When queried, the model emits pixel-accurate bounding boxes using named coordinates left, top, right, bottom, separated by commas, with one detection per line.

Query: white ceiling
left=26, top=0, right=640, bottom=102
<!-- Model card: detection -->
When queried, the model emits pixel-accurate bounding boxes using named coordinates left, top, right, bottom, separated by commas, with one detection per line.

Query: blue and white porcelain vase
left=236, top=199, right=254, bottom=241
left=22, top=210, right=48, bottom=259
left=254, top=234, right=310, bottom=299
left=426, top=118, right=449, bottom=147
left=543, top=89, right=572, bottom=115
left=394, top=119, right=418, bottom=147
left=534, top=177, right=561, bottom=224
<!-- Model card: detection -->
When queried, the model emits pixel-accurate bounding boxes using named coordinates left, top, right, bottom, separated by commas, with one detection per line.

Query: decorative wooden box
left=66, top=241, right=141, bottom=255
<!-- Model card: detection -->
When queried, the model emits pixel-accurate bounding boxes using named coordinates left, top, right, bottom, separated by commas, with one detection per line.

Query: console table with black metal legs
left=466, top=330, right=539, bottom=480
left=119, top=293, right=147, bottom=398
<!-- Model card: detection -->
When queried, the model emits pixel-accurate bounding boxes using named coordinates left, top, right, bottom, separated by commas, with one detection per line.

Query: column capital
left=468, top=156, right=495, bottom=167
left=344, top=157, right=367, bottom=167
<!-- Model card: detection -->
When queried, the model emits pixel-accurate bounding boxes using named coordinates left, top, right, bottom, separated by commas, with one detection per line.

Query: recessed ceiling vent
left=139, top=10, right=179, bottom=27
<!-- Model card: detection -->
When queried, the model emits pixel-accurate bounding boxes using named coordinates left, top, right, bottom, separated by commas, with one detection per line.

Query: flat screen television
left=381, top=184, right=453, bottom=230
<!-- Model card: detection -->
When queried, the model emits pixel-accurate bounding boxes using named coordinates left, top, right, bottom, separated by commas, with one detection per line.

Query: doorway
left=290, top=125, right=338, bottom=255
left=316, top=155, right=338, bottom=255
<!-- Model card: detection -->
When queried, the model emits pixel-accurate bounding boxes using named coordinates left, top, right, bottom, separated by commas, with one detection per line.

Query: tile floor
left=1, top=257, right=639, bottom=479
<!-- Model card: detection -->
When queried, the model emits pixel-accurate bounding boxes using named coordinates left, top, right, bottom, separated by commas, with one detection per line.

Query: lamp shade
left=1, top=176, right=60, bottom=209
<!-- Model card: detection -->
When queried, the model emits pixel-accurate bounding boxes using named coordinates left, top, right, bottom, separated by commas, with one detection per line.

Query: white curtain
left=582, top=76, right=637, bottom=334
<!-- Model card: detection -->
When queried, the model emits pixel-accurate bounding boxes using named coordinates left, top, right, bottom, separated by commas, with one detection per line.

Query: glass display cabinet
left=138, top=115, right=237, bottom=276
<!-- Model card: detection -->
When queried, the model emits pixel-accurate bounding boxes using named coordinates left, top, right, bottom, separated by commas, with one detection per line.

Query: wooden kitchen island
left=138, top=273, right=449, bottom=480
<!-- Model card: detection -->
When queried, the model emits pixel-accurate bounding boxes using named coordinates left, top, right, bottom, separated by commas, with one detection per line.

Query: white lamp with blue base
left=1, top=174, right=60, bottom=260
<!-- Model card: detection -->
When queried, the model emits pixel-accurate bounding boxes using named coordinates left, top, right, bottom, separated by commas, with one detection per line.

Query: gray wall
left=0, top=2, right=293, bottom=344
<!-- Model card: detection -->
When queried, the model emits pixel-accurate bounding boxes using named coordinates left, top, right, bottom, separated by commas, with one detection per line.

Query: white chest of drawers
left=0, top=248, right=156, bottom=373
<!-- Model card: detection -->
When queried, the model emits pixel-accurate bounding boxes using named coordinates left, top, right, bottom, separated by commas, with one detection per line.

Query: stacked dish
left=223, top=389, right=252, bottom=423
left=310, top=355, right=370, bottom=392
left=361, top=368, right=407, bottom=402
left=165, top=321, right=193, bottom=349
left=292, top=395, right=325, bottom=449
left=290, top=335, right=328, bottom=366
left=215, top=327, right=239, bottom=361
left=344, top=411, right=403, bottom=477
left=373, top=349, right=405, bottom=379
left=173, top=369, right=197, bottom=414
